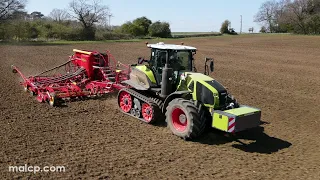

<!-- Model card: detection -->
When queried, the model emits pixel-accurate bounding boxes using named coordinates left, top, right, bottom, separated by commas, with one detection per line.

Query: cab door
left=149, top=49, right=167, bottom=86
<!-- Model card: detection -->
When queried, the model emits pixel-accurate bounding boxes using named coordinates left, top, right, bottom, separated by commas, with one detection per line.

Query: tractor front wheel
left=166, top=98, right=206, bottom=140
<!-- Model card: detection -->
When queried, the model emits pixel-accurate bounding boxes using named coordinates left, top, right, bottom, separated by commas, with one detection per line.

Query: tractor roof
left=147, top=42, right=197, bottom=51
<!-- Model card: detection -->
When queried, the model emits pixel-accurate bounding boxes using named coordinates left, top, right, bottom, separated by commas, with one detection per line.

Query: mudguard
left=162, top=91, right=191, bottom=112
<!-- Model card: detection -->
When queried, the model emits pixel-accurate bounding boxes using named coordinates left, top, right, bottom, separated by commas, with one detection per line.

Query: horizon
left=25, top=0, right=265, bottom=33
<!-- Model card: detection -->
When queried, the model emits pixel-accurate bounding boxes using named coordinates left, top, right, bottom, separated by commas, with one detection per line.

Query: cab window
left=169, top=51, right=192, bottom=71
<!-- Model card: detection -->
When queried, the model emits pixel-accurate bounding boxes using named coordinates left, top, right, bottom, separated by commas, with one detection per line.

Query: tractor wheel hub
left=179, top=114, right=187, bottom=124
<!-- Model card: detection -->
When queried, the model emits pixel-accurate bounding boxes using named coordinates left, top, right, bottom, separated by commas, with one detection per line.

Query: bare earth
left=0, top=35, right=319, bottom=179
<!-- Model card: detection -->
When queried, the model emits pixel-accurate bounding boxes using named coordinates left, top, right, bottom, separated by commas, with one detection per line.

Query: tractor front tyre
left=166, top=98, right=205, bottom=140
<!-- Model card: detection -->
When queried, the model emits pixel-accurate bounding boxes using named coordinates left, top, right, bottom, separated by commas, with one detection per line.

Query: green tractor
left=117, top=42, right=261, bottom=140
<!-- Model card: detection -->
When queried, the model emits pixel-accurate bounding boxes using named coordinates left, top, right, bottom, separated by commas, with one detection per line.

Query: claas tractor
left=118, top=42, right=261, bottom=140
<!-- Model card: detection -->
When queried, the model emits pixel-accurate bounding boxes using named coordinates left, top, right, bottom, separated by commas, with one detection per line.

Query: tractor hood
left=179, top=72, right=228, bottom=109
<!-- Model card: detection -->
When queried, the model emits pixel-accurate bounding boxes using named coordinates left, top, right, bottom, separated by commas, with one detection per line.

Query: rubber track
left=118, top=88, right=162, bottom=123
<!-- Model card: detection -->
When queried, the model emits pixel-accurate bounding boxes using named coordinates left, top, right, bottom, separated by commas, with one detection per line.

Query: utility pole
left=108, top=13, right=113, bottom=30
left=240, top=15, right=243, bottom=34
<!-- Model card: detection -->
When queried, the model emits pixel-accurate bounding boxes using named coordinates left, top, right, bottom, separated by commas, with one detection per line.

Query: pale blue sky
left=25, top=0, right=265, bottom=32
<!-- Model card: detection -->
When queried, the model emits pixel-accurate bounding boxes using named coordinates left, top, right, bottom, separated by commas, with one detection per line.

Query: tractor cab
left=145, top=42, right=197, bottom=86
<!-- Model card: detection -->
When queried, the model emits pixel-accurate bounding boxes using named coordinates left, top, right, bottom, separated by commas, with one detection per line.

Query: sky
left=25, top=0, right=265, bottom=33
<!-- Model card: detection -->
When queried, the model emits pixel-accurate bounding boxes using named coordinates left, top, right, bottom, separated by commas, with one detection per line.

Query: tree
left=260, top=26, right=267, bottom=33
left=12, top=19, right=29, bottom=40
left=69, top=0, right=110, bottom=40
left=0, top=0, right=26, bottom=22
left=118, top=16, right=152, bottom=37
left=283, top=0, right=310, bottom=34
left=120, top=21, right=144, bottom=36
left=10, top=10, right=28, bottom=20
left=49, top=8, right=70, bottom=22
left=306, top=13, right=320, bottom=34
left=132, top=16, right=152, bottom=36
left=255, top=0, right=320, bottom=34
left=254, top=0, right=280, bottom=33
left=148, top=21, right=171, bottom=38
left=30, top=11, right=44, bottom=19
left=220, top=20, right=230, bottom=34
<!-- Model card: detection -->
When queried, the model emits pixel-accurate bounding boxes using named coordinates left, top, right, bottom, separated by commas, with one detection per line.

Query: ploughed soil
left=1, top=34, right=320, bottom=179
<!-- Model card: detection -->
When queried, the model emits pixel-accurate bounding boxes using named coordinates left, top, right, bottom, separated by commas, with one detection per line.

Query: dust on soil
left=1, top=35, right=320, bottom=179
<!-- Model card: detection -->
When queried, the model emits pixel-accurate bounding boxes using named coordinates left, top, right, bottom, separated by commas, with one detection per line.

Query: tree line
left=255, top=0, right=320, bottom=34
left=0, top=0, right=172, bottom=41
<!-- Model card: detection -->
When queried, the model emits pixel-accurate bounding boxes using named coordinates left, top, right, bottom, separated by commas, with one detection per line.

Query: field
left=1, top=34, right=320, bottom=179
left=171, top=32, right=221, bottom=38
left=171, top=32, right=219, bottom=35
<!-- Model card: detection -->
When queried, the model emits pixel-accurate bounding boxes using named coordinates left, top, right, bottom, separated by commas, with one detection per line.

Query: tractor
left=118, top=42, right=261, bottom=140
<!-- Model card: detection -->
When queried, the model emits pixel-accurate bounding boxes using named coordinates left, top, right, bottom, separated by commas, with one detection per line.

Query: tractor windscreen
left=169, top=51, right=192, bottom=71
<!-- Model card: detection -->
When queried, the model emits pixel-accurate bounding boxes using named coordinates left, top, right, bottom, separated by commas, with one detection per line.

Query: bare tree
left=69, top=0, right=110, bottom=39
left=0, top=0, right=26, bottom=22
left=275, top=0, right=291, bottom=20
left=69, top=0, right=109, bottom=39
left=254, top=0, right=279, bottom=32
left=49, top=8, right=70, bottom=22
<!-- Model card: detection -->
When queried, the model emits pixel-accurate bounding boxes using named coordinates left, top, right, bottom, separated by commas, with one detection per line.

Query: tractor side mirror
left=210, top=60, right=214, bottom=72
left=138, top=57, right=144, bottom=64
left=138, top=57, right=149, bottom=65
left=204, top=57, right=214, bottom=75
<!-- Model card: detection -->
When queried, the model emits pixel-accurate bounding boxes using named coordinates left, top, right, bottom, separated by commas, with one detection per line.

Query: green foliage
left=306, top=14, right=320, bottom=34
left=96, top=32, right=133, bottom=40
left=132, top=16, right=152, bottom=36
left=118, top=16, right=153, bottom=37
left=12, top=20, right=30, bottom=40
left=260, top=26, right=267, bottom=33
left=0, top=10, right=171, bottom=41
left=276, top=23, right=293, bottom=33
left=220, top=20, right=230, bottom=34
left=120, top=21, right=144, bottom=37
left=0, top=19, right=83, bottom=41
left=81, top=27, right=95, bottom=40
left=117, top=17, right=171, bottom=38
left=148, top=21, right=172, bottom=38
left=0, top=22, right=15, bottom=40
